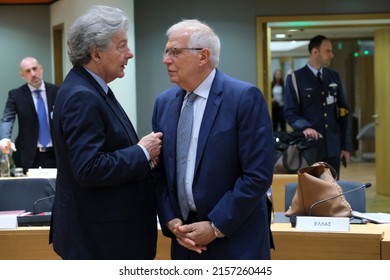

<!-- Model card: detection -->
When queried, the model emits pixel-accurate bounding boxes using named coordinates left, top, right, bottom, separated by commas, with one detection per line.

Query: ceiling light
left=275, top=33, right=286, bottom=39
left=270, top=40, right=309, bottom=52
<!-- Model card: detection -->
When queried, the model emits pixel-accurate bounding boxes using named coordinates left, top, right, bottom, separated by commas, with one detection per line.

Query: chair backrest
left=271, top=174, right=298, bottom=212
left=0, top=178, right=55, bottom=213
left=285, top=180, right=366, bottom=213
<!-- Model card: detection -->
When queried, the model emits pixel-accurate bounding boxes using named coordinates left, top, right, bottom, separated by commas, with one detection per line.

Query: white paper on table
left=352, top=210, right=390, bottom=224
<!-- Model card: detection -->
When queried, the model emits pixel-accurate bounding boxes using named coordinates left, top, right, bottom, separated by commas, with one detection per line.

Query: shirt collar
left=84, top=67, right=109, bottom=94
left=307, top=63, right=322, bottom=77
left=28, top=83, right=45, bottom=93
left=188, top=68, right=216, bottom=100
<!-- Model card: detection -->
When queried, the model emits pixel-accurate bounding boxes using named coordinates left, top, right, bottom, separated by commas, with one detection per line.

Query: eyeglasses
left=162, top=48, right=203, bottom=58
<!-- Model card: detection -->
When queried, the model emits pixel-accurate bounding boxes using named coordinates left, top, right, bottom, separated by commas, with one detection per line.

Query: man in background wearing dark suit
left=50, top=5, right=163, bottom=260
left=0, top=56, right=59, bottom=173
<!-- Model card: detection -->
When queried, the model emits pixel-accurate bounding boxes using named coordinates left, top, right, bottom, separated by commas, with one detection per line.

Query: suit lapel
left=164, top=73, right=223, bottom=183
left=166, top=90, right=185, bottom=185
left=22, top=84, right=37, bottom=114
left=322, top=68, right=335, bottom=86
left=74, top=66, right=139, bottom=145
left=106, top=91, right=139, bottom=144
left=195, top=72, right=223, bottom=174
left=45, top=83, right=55, bottom=116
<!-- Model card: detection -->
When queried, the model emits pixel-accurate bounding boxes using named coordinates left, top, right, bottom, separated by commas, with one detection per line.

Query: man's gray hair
left=167, top=19, right=221, bottom=67
left=67, top=5, right=129, bottom=66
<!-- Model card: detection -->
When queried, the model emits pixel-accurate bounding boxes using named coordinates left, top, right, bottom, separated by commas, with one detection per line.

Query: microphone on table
left=32, top=194, right=55, bottom=215
left=308, top=183, right=371, bottom=216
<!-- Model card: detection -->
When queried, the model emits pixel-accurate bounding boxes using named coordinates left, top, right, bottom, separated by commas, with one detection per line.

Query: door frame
left=256, top=13, right=390, bottom=196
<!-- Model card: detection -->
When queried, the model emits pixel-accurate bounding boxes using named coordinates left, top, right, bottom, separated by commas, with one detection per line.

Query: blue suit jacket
left=0, top=82, right=58, bottom=170
left=152, top=69, right=274, bottom=259
left=50, top=66, right=157, bottom=259
left=284, top=65, right=351, bottom=158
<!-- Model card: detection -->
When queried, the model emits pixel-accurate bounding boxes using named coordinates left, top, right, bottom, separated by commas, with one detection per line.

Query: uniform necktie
left=317, top=71, right=323, bottom=87
left=35, top=90, right=50, bottom=147
left=176, top=93, right=198, bottom=221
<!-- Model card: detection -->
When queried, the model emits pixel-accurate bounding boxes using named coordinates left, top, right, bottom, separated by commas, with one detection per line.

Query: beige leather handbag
left=285, top=162, right=352, bottom=217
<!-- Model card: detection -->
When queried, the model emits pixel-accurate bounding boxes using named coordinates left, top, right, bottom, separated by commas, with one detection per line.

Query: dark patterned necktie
left=107, top=88, right=138, bottom=144
left=176, top=93, right=198, bottom=220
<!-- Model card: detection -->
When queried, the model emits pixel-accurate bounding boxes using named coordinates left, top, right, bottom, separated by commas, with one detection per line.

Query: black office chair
left=0, top=178, right=55, bottom=213
left=285, top=180, right=367, bottom=213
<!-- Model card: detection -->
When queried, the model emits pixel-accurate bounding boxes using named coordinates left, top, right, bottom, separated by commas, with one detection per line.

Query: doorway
left=52, top=23, right=64, bottom=85
left=256, top=13, right=390, bottom=196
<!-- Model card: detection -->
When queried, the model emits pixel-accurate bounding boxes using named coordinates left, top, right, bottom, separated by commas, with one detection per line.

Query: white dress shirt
left=182, top=69, right=216, bottom=211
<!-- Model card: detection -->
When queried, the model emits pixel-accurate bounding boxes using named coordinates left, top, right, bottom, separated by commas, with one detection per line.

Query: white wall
left=50, top=0, right=138, bottom=128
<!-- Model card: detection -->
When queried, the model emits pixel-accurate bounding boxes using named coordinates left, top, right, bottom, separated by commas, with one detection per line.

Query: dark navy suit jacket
left=50, top=66, right=157, bottom=259
left=284, top=65, right=350, bottom=158
left=152, top=69, right=274, bottom=259
left=0, top=82, right=58, bottom=170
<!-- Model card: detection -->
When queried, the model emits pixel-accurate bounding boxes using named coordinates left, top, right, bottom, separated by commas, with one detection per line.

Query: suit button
left=325, top=124, right=329, bottom=128
left=324, top=113, right=327, bottom=117
left=323, top=102, right=326, bottom=106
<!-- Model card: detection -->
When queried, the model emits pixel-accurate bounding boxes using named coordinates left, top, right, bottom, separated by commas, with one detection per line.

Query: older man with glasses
left=153, top=19, right=274, bottom=260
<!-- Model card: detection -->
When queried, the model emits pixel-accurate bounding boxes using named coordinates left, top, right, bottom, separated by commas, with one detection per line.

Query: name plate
left=0, top=210, right=25, bottom=229
left=0, top=214, right=18, bottom=229
left=296, top=216, right=350, bottom=232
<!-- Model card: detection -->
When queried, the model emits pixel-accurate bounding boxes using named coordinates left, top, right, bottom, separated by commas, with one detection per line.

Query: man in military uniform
left=284, top=35, right=350, bottom=177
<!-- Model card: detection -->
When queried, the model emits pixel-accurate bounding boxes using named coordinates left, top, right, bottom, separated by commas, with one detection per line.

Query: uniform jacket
left=284, top=65, right=351, bottom=157
left=152, top=69, right=274, bottom=259
left=50, top=66, right=157, bottom=259
left=0, top=82, right=58, bottom=170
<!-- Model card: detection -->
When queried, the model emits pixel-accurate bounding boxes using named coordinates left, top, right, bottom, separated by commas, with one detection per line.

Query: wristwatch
left=210, top=222, right=225, bottom=238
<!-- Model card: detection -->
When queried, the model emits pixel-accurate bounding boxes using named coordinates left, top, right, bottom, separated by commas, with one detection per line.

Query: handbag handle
left=282, top=147, right=303, bottom=173
left=310, top=161, right=338, bottom=179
